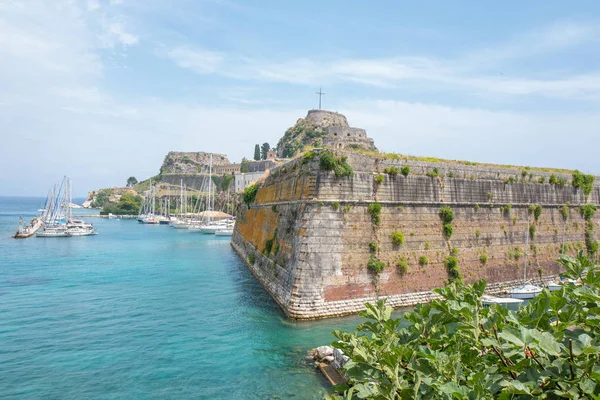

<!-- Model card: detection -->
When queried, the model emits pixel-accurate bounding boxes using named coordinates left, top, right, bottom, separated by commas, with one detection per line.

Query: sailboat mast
left=208, top=154, right=212, bottom=223
left=524, top=211, right=530, bottom=281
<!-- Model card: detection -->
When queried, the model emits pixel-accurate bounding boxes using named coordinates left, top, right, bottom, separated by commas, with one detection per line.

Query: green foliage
left=538, top=176, right=546, bottom=184
left=585, top=220, right=598, bottom=256
left=383, top=166, right=399, bottom=176
left=243, top=183, right=259, bottom=205
left=302, top=151, right=314, bottom=164
left=549, top=173, right=567, bottom=186
left=343, top=205, right=351, bottom=213
left=504, top=176, right=517, bottom=184
left=438, top=206, right=454, bottom=224
left=424, top=241, right=431, bottom=250
left=529, top=223, right=536, bottom=240
left=240, top=157, right=249, bottom=173
left=271, top=205, right=277, bottom=213
left=368, top=241, right=379, bottom=253
left=475, top=230, right=481, bottom=239
left=507, top=246, right=524, bottom=261
left=396, top=258, right=409, bottom=275
left=374, top=174, right=384, bottom=184
left=263, top=239, right=274, bottom=254
left=253, top=144, right=261, bottom=161
left=367, top=255, right=385, bottom=274
left=442, top=223, right=453, bottom=239
left=572, top=170, right=595, bottom=197
left=444, top=256, right=461, bottom=283
left=581, top=204, right=597, bottom=221
left=418, top=256, right=429, bottom=266
left=559, top=205, right=570, bottom=221
left=248, top=252, right=255, bottom=265
left=450, top=246, right=459, bottom=256
left=91, top=188, right=112, bottom=208
left=400, top=166, right=410, bottom=177
left=100, top=192, right=142, bottom=215
left=389, top=231, right=405, bottom=246
left=426, top=167, right=439, bottom=177
left=500, top=204, right=512, bottom=214
left=261, top=142, right=270, bottom=160
left=479, top=252, right=488, bottom=265
left=473, top=204, right=480, bottom=211
left=330, top=253, right=600, bottom=400
left=126, top=176, right=138, bottom=187
left=367, top=203, right=382, bottom=226
left=529, top=204, right=542, bottom=222
left=320, top=151, right=354, bottom=177
left=331, top=201, right=340, bottom=211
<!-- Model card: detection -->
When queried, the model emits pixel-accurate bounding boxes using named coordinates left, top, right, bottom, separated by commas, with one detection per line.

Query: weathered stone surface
left=232, top=149, right=599, bottom=320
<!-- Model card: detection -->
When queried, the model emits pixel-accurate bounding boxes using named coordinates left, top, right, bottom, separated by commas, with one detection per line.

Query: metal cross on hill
left=316, top=87, right=325, bottom=110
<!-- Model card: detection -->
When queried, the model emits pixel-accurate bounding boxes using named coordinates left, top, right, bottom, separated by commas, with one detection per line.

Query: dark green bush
left=442, top=223, right=453, bottom=239
left=418, top=256, right=429, bottom=266
left=529, top=224, right=536, bottom=240
left=367, top=255, right=386, bottom=274
left=444, top=256, right=462, bottom=283
left=367, top=203, right=382, bottom=225
left=243, top=183, right=259, bottom=205
left=426, top=168, right=439, bottom=177
left=331, top=201, right=340, bottom=211
left=581, top=204, right=597, bottom=221
left=248, top=252, right=255, bottom=265
left=369, top=241, right=379, bottom=253
left=319, top=151, right=337, bottom=170
left=572, top=170, right=595, bottom=197
left=400, top=166, right=410, bottom=176
left=439, top=206, right=454, bottom=223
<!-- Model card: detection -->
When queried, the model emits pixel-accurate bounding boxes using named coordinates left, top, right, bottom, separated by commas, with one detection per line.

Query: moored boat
left=214, top=229, right=233, bottom=236
left=36, top=226, right=72, bottom=238
left=510, top=284, right=542, bottom=299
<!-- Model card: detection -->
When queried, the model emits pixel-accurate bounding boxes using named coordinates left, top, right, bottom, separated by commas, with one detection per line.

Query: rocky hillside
left=160, top=152, right=231, bottom=174
left=276, top=110, right=349, bottom=158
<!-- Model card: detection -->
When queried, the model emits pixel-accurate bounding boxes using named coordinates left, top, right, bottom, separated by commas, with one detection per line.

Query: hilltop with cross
left=275, top=109, right=377, bottom=158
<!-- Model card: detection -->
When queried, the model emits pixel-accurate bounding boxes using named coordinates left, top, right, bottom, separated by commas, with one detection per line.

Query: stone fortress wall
left=232, top=148, right=600, bottom=320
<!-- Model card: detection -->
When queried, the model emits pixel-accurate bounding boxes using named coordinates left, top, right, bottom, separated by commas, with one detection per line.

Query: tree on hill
left=253, top=144, right=261, bottom=161
left=100, top=192, right=142, bottom=215
left=261, top=142, right=270, bottom=160
left=126, top=176, right=138, bottom=187
left=240, top=157, right=249, bottom=173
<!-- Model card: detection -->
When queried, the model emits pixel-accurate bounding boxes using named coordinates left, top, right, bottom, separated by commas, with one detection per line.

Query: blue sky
left=1, top=0, right=600, bottom=196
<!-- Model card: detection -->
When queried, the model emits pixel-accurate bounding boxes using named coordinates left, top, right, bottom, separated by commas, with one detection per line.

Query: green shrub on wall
left=444, top=256, right=462, bottom=283
left=418, top=256, right=429, bottom=266
left=389, top=231, right=405, bottom=246
left=369, top=241, right=379, bottom=253
left=319, top=151, right=354, bottom=178
left=396, top=257, right=409, bottom=275
left=367, top=255, right=386, bottom=274
left=400, top=166, right=410, bottom=176
left=581, top=204, right=597, bottom=221
left=243, top=183, right=259, bottom=205
left=572, top=170, right=595, bottom=197
left=248, top=252, right=255, bottom=265
left=383, top=166, right=399, bottom=176
left=438, top=206, right=454, bottom=223
left=374, top=174, right=384, bottom=184
left=367, top=203, right=382, bottom=226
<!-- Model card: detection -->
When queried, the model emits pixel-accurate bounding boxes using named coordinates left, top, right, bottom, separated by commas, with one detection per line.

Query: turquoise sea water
left=0, top=197, right=363, bottom=399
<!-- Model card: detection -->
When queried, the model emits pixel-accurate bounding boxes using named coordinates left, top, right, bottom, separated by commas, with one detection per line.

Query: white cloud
left=167, top=46, right=223, bottom=74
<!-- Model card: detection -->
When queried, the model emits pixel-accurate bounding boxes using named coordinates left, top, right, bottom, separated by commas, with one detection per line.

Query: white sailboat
left=510, top=214, right=542, bottom=299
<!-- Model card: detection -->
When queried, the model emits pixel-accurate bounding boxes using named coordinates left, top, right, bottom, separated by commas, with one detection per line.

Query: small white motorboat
left=67, top=227, right=98, bottom=236
left=36, top=226, right=72, bottom=238
left=215, top=229, right=233, bottom=236
left=482, top=295, right=523, bottom=308
left=547, top=281, right=561, bottom=291
left=510, top=284, right=543, bottom=299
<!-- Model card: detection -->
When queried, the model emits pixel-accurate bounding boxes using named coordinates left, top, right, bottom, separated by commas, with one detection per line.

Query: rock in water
left=315, top=345, right=334, bottom=360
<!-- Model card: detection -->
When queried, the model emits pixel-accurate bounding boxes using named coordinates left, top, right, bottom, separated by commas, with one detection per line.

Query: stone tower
left=276, top=110, right=377, bottom=158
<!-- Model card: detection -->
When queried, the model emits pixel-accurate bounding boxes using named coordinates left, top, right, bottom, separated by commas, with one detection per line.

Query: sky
left=1, top=0, right=600, bottom=196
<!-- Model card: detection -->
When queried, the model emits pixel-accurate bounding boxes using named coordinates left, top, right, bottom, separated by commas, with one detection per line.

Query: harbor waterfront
left=0, top=197, right=362, bottom=399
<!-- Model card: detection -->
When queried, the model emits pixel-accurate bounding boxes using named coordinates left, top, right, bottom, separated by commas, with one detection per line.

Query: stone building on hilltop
left=276, top=110, right=377, bottom=158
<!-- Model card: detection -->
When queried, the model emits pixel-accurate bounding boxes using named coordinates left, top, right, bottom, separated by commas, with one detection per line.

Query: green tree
left=126, top=176, right=138, bottom=187
left=253, top=144, right=261, bottom=161
left=240, top=157, right=249, bottom=173
left=329, top=252, right=600, bottom=399
left=261, top=142, right=270, bottom=160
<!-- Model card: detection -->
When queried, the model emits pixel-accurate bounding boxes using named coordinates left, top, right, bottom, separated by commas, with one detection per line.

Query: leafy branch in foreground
left=328, top=252, right=600, bottom=399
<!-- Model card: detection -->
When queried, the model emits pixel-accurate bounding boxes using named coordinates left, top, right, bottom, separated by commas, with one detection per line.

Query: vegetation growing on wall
left=367, top=203, right=382, bottom=226
left=572, top=170, right=595, bottom=197
left=418, top=256, right=429, bottom=266
left=383, top=166, right=398, bottom=176
left=320, top=151, right=354, bottom=177
left=529, top=204, right=542, bottom=222
left=581, top=205, right=598, bottom=257
left=439, top=206, right=455, bottom=239
left=248, top=252, right=255, bottom=265
left=426, top=167, right=440, bottom=177
left=331, top=201, right=340, bottom=211
left=549, top=174, right=567, bottom=186
left=367, top=255, right=386, bottom=274
left=328, top=253, right=600, bottom=399
left=500, top=204, right=512, bottom=215
left=389, top=231, right=405, bottom=246
left=243, top=183, right=259, bottom=205
left=443, top=255, right=462, bottom=283
left=400, top=166, right=410, bottom=177
left=374, top=174, right=384, bottom=184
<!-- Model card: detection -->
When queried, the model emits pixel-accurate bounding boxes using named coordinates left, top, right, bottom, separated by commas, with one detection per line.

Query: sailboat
left=510, top=213, right=542, bottom=299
